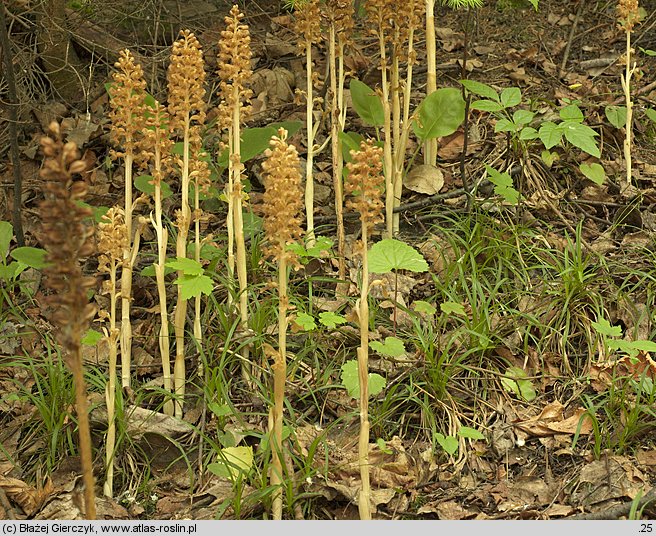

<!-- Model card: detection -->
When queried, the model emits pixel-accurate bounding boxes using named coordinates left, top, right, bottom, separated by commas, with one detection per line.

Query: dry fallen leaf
left=405, top=165, right=444, bottom=195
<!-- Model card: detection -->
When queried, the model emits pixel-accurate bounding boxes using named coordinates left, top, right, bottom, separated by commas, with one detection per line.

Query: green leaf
left=413, top=300, right=437, bottom=315
left=579, top=163, right=606, bottom=185
left=540, top=150, right=558, bottom=168
left=134, top=175, right=173, bottom=199
left=460, top=80, right=499, bottom=101
left=370, top=336, right=406, bottom=357
left=458, top=426, right=486, bottom=441
left=486, top=165, right=519, bottom=205
left=0, top=263, right=19, bottom=281
left=470, top=99, right=504, bottom=113
left=376, top=438, right=393, bottom=454
left=500, top=87, right=522, bottom=108
left=494, top=118, right=515, bottom=133
left=440, top=301, right=466, bottom=315
left=538, top=121, right=563, bottom=149
left=513, top=109, right=534, bottom=126
left=10, top=247, right=48, bottom=269
left=294, top=312, right=316, bottom=331
left=605, top=106, right=627, bottom=129
left=414, top=88, right=466, bottom=141
left=339, top=131, right=366, bottom=164
left=528, top=0, right=539, bottom=10
left=208, top=402, right=233, bottom=418
left=434, top=433, right=459, bottom=456
left=640, top=47, right=656, bottom=57
left=519, top=127, right=539, bottom=140
left=173, top=274, right=213, bottom=300
left=350, top=79, right=384, bottom=127
left=81, top=329, right=103, bottom=346
left=318, top=311, right=347, bottom=329
left=501, top=366, right=537, bottom=402
left=644, top=108, right=656, bottom=123
left=559, top=104, right=584, bottom=122
left=141, top=263, right=175, bottom=277
left=341, top=359, right=386, bottom=399
left=289, top=235, right=334, bottom=259
left=166, top=257, right=204, bottom=276
left=207, top=446, right=253, bottom=479
left=562, top=121, right=600, bottom=157
left=591, top=317, right=623, bottom=338
left=0, top=221, right=13, bottom=259
left=368, top=239, right=429, bottom=273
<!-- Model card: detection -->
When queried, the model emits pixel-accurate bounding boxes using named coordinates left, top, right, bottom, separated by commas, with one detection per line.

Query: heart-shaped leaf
left=368, top=239, right=429, bottom=274
left=579, top=163, right=605, bottom=185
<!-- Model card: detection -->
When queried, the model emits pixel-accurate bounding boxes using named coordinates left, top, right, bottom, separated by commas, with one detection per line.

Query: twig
left=558, top=0, right=584, bottom=79
left=568, top=486, right=656, bottom=520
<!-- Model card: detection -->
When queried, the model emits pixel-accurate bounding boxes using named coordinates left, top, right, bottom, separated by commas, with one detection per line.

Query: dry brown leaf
left=0, top=476, right=53, bottom=516
left=405, top=165, right=444, bottom=195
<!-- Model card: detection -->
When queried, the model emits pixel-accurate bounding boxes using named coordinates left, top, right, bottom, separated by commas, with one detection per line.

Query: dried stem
left=424, top=0, right=437, bottom=166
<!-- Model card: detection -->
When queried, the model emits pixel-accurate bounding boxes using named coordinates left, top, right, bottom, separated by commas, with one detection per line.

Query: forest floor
left=1, top=0, right=656, bottom=521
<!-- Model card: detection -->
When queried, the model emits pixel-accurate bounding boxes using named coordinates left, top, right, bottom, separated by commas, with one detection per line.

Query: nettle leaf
left=81, top=329, right=103, bottom=346
left=294, top=312, right=316, bottom=331
left=579, top=163, right=606, bottom=185
left=592, top=317, right=623, bottom=338
left=10, top=247, right=48, bottom=269
left=500, top=87, right=521, bottom=108
left=174, top=274, right=213, bottom=300
left=134, top=175, right=173, bottom=199
left=166, top=257, right=204, bottom=276
left=413, top=300, right=437, bottom=315
left=644, top=108, right=656, bottom=124
left=370, top=336, right=406, bottom=357
left=414, top=88, right=466, bottom=141
left=470, top=99, right=504, bottom=113
left=538, top=121, right=563, bottom=149
left=0, top=221, right=13, bottom=259
left=605, top=106, right=627, bottom=129
left=486, top=165, right=519, bottom=205
left=341, top=359, right=386, bottom=399
left=559, top=103, right=584, bottom=122
left=501, top=366, right=537, bottom=402
left=368, top=239, right=429, bottom=274
left=562, top=121, right=600, bottom=157
left=350, top=79, right=384, bottom=127
left=318, top=311, right=347, bottom=329
left=434, top=433, right=459, bottom=456
left=207, top=446, right=253, bottom=480
left=440, top=301, right=466, bottom=315
left=458, top=426, right=486, bottom=441
left=461, top=80, right=499, bottom=101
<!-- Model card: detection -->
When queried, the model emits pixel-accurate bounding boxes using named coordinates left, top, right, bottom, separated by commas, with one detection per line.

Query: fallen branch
left=568, top=487, right=656, bottom=520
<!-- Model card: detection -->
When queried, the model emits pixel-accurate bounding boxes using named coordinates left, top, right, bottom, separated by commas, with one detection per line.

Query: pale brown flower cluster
left=97, top=207, right=127, bottom=275
left=326, top=0, right=354, bottom=43
left=39, top=122, right=96, bottom=359
left=345, top=140, right=385, bottom=227
left=365, top=0, right=395, bottom=39
left=139, top=102, right=174, bottom=183
left=294, top=0, right=322, bottom=51
left=108, top=50, right=147, bottom=160
left=261, top=129, right=304, bottom=262
left=217, top=5, right=253, bottom=133
left=618, top=0, right=640, bottom=31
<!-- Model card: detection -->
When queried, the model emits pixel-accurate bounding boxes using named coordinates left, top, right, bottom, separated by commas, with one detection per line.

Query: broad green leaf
left=350, top=79, right=384, bottom=127
left=559, top=104, right=584, bottom=122
left=217, top=123, right=302, bottom=168
left=370, top=336, right=406, bottom=357
left=81, top=329, right=103, bottom=346
left=434, top=433, right=459, bottom=456
left=486, top=165, right=519, bottom=205
left=501, top=366, right=536, bottom=402
left=376, top=438, right=393, bottom=454
left=134, top=175, right=173, bottom=199
left=470, top=99, right=504, bottom=113
left=605, top=106, right=627, bottom=129
left=341, top=359, right=386, bottom=399
left=141, top=263, right=175, bottom=277
left=339, top=131, right=366, bottom=164
left=289, top=236, right=334, bottom=259
left=519, top=127, right=539, bottom=140
left=0, top=263, right=19, bottom=281
left=173, top=273, right=213, bottom=300
left=413, top=300, right=436, bottom=315
left=414, top=88, right=466, bottom=141
left=579, top=163, right=606, bottom=185
left=460, top=80, right=499, bottom=101
left=208, top=402, right=233, bottom=418
left=207, top=446, right=253, bottom=479
left=368, top=239, right=428, bottom=273
left=538, top=121, right=563, bottom=149
left=621, top=340, right=656, bottom=353
left=294, top=312, right=317, bottom=331
left=562, top=121, right=600, bottom=157
left=0, top=221, right=12, bottom=259
left=644, top=108, right=656, bottom=123
left=458, top=426, right=486, bottom=441
left=10, top=247, right=48, bottom=269
left=440, top=301, right=466, bottom=315
left=318, top=311, right=347, bottom=329
left=513, top=109, right=534, bottom=126
left=494, top=118, right=515, bottom=133
left=166, top=257, right=204, bottom=276
left=500, top=87, right=521, bottom=108
left=591, top=317, right=623, bottom=338
left=541, top=150, right=558, bottom=168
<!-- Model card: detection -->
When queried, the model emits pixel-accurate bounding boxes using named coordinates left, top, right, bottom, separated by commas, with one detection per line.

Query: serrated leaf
left=501, top=366, right=536, bottom=402
left=579, top=163, right=605, bottom=185
left=81, top=329, right=103, bottom=346
left=591, top=317, right=623, bottom=338
left=562, top=121, right=600, bottom=157
left=500, top=87, right=521, bottom=108
left=368, top=239, right=428, bottom=273
left=605, top=106, right=627, bottom=129
left=370, top=336, right=406, bottom=357
left=0, top=221, right=13, bottom=259
left=173, top=274, right=213, bottom=300
left=294, top=312, right=316, bottom=331
left=539, top=121, right=563, bottom=149
left=341, top=359, right=386, bottom=399
left=458, top=426, right=486, bottom=441
left=460, top=80, right=499, bottom=101
left=318, top=311, right=347, bottom=329
left=470, top=99, right=504, bottom=113
left=559, top=104, right=584, bottom=122
left=10, top=247, right=48, bottom=269
left=486, top=165, right=519, bottom=204
left=434, top=433, right=459, bottom=456
left=207, top=446, right=253, bottom=479
left=350, top=79, right=384, bottom=127
left=134, top=175, right=173, bottom=199
left=414, top=88, right=466, bottom=141
left=166, top=257, right=204, bottom=275
left=413, top=300, right=437, bottom=315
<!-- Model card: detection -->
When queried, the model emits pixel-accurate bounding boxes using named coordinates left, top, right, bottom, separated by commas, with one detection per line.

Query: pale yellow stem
left=104, top=261, right=118, bottom=497
left=425, top=0, right=437, bottom=166
left=305, top=39, right=316, bottom=247
left=358, top=222, right=371, bottom=520
left=622, top=28, right=634, bottom=191
left=379, top=32, right=394, bottom=239
left=120, top=152, right=133, bottom=389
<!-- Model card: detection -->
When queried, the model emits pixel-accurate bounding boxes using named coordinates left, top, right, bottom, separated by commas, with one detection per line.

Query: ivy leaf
left=370, top=336, right=406, bottom=357
left=350, top=79, right=384, bottom=127
left=591, top=317, right=623, bottom=338
left=368, top=239, right=429, bottom=274
left=341, top=359, right=386, bottom=399
left=10, top=247, right=48, bottom=269
left=579, top=163, right=606, bottom=185
left=294, top=312, right=316, bottom=331
left=318, top=311, right=347, bottom=329
left=166, top=257, right=204, bottom=276
left=458, top=426, right=486, bottom=441
left=434, top=433, right=459, bottom=456
left=207, top=446, right=253, bottom=480
left=414, top=88, right=466, bottom=141
left=173, top=273, right=213, bottom=300
left=501, top=366, right=537, bottom=402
